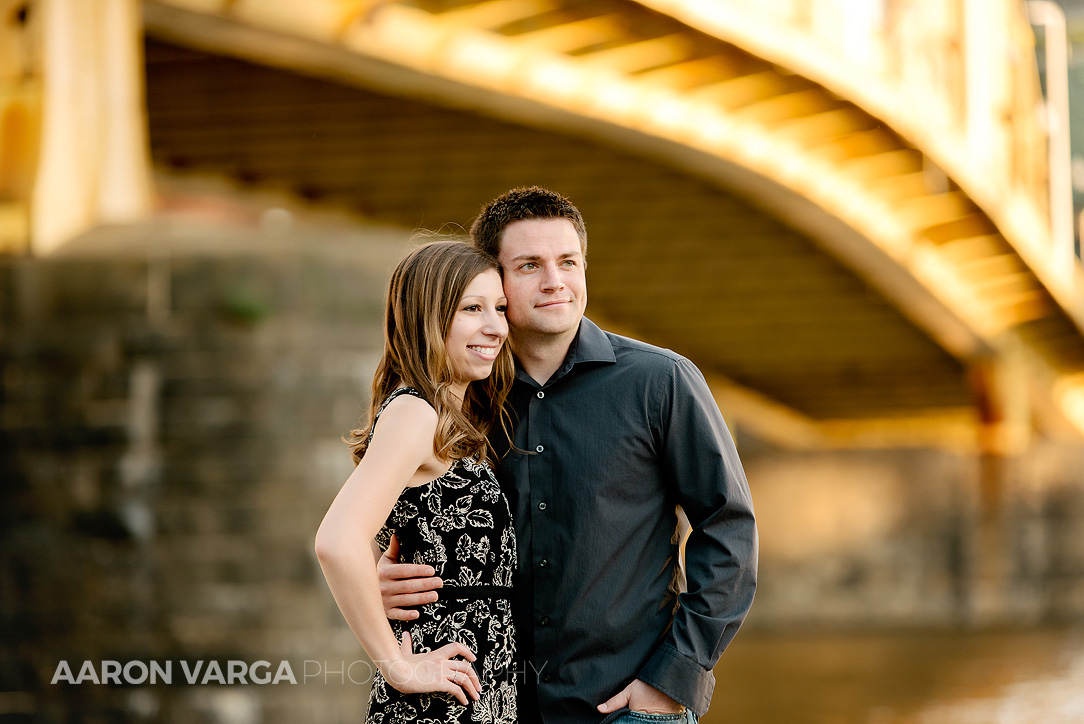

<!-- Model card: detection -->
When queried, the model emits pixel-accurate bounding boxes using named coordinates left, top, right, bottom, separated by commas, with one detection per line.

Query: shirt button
left=539, top=616, right=550, bottom=626
left=539, top=558, right=549, bottom=568
left=535, top=445, right=544, bottom=453
left=536, top=391, right=545, bottom=399
left=538, top=501, right=547, bottom=511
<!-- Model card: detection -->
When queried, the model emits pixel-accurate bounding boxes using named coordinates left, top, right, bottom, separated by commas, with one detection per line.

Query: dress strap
left=366, top=387, right=425, bottom=445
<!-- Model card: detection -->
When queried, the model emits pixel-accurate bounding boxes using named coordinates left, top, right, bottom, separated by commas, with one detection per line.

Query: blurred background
left=3, top=0, right=1084, bottom=722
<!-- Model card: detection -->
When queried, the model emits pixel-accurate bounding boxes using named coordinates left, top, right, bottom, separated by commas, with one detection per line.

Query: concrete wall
left=0, top=218, right=405, bottom=722
left=741, top=437, right=1084, bottom=630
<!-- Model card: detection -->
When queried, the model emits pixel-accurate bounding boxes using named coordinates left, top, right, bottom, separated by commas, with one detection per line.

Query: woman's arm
left=315, top=395, right=481, bottom=704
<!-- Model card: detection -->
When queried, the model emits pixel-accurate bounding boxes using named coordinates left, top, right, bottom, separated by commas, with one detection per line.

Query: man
left=380, top=187, right=757, bottom=723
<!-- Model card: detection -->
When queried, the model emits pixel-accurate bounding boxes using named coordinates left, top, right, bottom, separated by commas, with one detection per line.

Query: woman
left=315, top=240, right=518, bottom=723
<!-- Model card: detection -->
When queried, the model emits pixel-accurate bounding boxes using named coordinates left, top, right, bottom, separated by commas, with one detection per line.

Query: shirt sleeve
left=636, top=357, right=759, bottom=716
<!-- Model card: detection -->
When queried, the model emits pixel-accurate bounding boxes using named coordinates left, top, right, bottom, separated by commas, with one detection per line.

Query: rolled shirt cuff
left=637, top=643, right=716, bottom=717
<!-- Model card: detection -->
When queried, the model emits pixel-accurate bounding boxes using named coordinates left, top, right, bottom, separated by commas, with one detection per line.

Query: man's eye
left=521, top=262, right=538, bottom=270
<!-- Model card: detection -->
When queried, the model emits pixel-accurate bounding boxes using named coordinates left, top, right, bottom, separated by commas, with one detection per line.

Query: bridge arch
left=136, top=0, right=1084, bottom=446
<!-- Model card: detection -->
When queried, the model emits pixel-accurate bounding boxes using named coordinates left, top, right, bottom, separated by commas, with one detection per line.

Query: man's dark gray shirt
left=492, top=318, right=758, bottom=723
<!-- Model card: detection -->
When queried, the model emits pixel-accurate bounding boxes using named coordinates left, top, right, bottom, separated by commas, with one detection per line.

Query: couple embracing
left=316, top=186, right=758, bottom=724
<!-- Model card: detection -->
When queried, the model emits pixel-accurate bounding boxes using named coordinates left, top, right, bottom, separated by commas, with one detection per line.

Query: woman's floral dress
left=366, top=388, right=518, bottom=724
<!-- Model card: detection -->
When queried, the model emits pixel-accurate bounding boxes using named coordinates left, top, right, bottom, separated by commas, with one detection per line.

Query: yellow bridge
left=4, top=0, right=1084, bottom=454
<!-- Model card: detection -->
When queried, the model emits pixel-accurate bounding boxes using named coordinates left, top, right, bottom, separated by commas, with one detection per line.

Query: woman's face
left=445, top=268, right=508, bottom=387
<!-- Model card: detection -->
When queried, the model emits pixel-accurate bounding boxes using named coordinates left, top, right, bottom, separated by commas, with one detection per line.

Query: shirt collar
left=565, top=317, right=617, bottom=366
left=514, top=317, right=616, bottom=388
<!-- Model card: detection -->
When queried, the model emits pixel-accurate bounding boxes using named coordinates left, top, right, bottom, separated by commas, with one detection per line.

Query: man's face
left=496, top=218, right=587, bottom=341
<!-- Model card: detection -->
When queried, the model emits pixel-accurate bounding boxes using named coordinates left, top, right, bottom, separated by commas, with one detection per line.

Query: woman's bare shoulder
left=370, top=392, right=438, bottom=442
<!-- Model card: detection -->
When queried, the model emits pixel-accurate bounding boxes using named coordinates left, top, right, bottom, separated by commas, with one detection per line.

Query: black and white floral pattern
left=367, top=388, right=518, bottom=724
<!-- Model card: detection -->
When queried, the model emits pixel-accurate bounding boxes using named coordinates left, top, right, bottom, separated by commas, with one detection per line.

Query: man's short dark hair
left=469, top=186, right=587, bottom=260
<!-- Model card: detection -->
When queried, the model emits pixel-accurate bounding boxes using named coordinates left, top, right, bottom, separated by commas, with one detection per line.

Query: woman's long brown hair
left=346, top=239, right=514, bottom=466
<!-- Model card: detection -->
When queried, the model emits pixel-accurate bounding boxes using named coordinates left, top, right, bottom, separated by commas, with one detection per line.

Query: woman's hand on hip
left=380, top=631, right=482, bottom=705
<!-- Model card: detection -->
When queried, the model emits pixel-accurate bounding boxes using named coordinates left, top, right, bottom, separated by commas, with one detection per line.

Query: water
left=706, top=627, right=1084, bottom=724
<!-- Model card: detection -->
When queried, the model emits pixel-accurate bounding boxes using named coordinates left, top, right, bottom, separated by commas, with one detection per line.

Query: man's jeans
left=610, top=709, right=698, bottom=724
